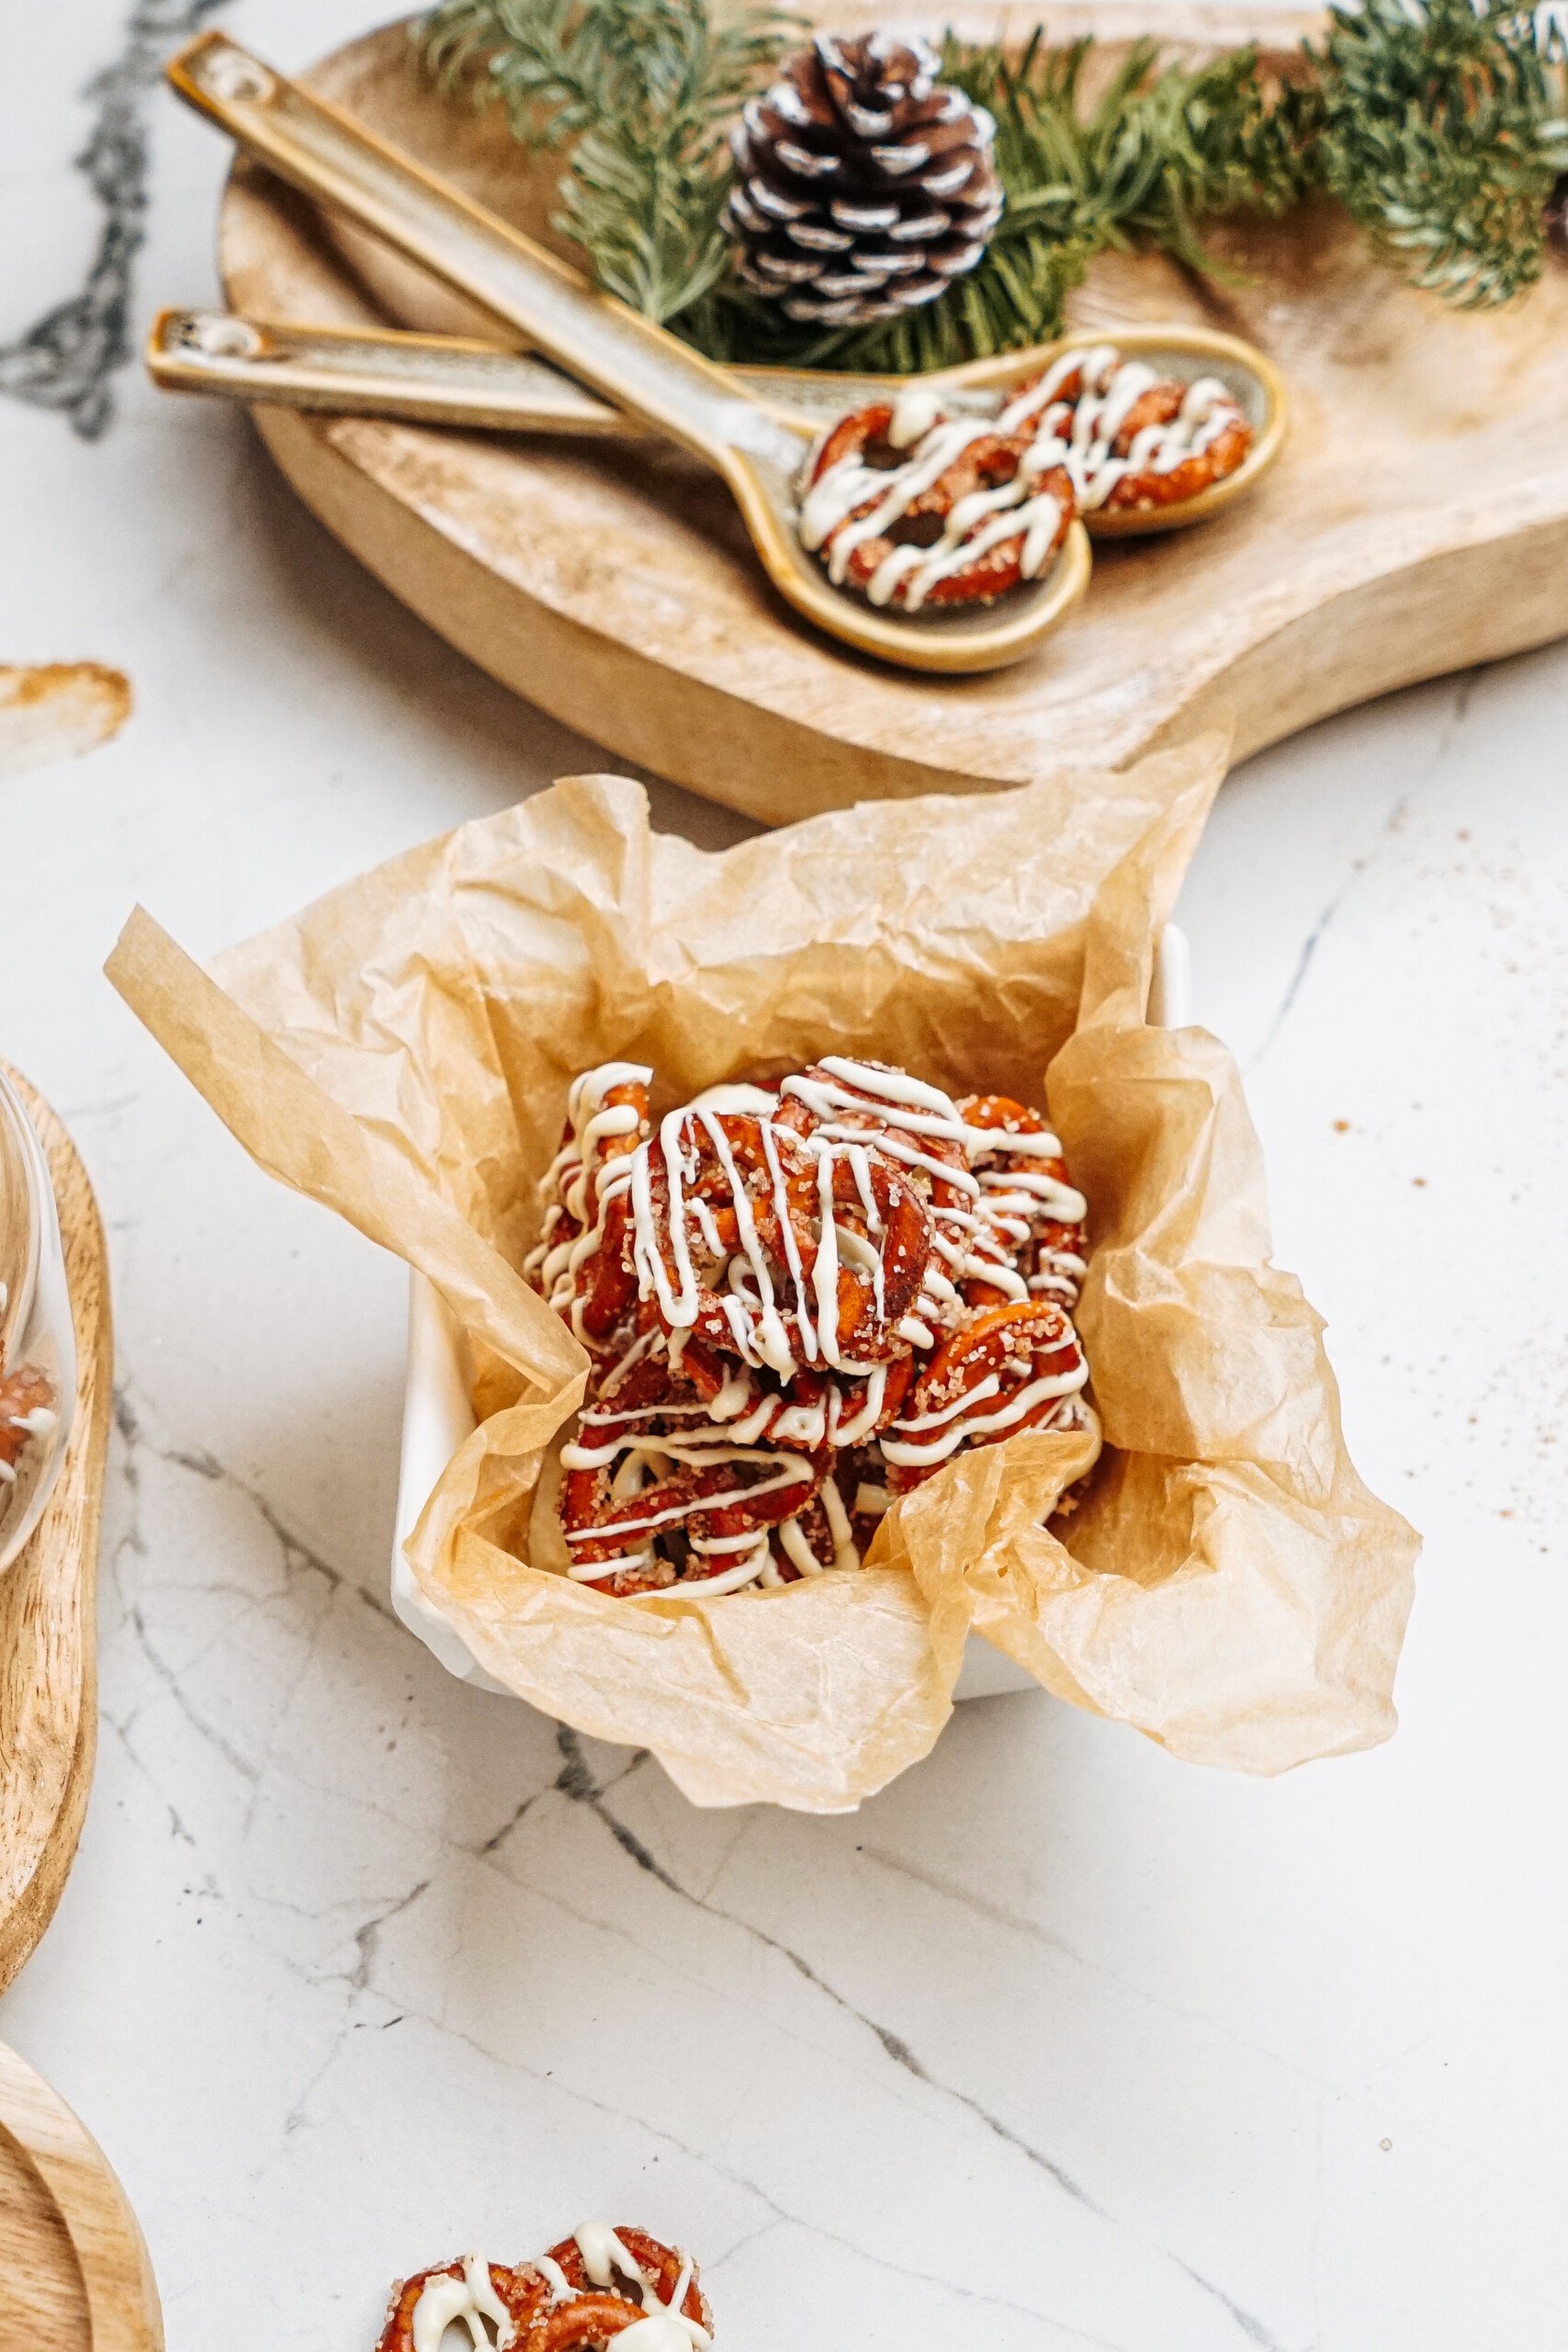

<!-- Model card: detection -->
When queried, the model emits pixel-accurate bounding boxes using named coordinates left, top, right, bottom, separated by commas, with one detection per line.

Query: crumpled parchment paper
left=106, top=737, right=1416, bottom=1810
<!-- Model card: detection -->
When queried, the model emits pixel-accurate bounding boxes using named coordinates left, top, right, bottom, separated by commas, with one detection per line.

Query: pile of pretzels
left=524, top=1054, right=1094, bottom=1598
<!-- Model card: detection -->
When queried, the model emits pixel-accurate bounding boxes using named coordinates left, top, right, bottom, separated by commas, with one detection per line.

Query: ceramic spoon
left=164, top=31, right=1092, bottom=675
left=147, top=310, right=1288, bottom=540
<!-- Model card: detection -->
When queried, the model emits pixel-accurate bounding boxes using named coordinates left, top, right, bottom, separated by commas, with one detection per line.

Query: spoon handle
left=146, top=310, right=637, bottom=436
left=165, top=33, right=802, bottom=477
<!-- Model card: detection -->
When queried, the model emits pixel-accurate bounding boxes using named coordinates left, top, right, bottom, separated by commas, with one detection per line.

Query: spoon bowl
left=164, top=32, right=1091, bottom=675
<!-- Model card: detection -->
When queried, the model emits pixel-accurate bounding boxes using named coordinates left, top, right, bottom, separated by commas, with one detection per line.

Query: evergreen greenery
left=422, top=0, right=794, bottom=322
left=418, top=0, right=1568, bottom=367
left=1318, top=0, right=1568, bottom=307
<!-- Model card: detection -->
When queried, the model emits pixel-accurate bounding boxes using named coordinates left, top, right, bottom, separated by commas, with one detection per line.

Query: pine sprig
left=420, top=0, right=795, bottom=322
left=698, top=34, right=1319, bottom=372
left=1317, top=0, right=1568, bottom=305
left=417, top=0, right=1568, bottom=366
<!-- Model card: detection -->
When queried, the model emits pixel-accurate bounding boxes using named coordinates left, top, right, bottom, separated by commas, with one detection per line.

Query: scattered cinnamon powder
left=0, top=662, right=131, bottom=782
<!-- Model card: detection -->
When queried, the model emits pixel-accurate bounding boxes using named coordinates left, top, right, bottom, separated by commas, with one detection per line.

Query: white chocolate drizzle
left=533, top=1057, right=1091, bottom=1594
left=410, top=2256, right=513, bottom=2352
left=564, top=2223, right=710, bottom=2350
left=408, top=2226, right=709, bottom=2352
left=779, top=1057, right=1085, bottom=1328
left=800, top=410, right=1066, bottom=609
left=524, top=1062, right=653, bottom=1344
left=998, top=345, right=1245, bottom=512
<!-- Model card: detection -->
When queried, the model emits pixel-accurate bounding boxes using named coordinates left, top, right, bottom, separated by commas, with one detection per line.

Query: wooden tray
left=217, top=5, right=1568, bottom=822
left=0, top=2040, right=162, bottom=2352
left=0, top=1072, right=112, bottom=1996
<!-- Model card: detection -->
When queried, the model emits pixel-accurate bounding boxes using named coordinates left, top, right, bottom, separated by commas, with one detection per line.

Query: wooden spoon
left=145, top=310, right=1288, bottom=541
left=164, top=31, right=1092, bottom=675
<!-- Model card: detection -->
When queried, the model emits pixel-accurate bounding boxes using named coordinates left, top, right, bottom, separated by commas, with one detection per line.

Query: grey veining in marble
left=2, top=5, right=1566, bottom=2349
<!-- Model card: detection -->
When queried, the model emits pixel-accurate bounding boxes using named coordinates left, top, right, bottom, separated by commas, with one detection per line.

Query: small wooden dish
left=0, top=2040, right=162, bottom=2352
left=0, top=1069, right=112, bottom=1996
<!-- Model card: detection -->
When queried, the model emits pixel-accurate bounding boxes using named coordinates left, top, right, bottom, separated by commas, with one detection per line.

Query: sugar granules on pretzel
left=998, top=343, right=1252, bottom=514
left=525, top=1056, right=1094, bottom=1595
left=798, top=383, right=1077, bottom=610
left=377, top=2222, right=712, bottom=2352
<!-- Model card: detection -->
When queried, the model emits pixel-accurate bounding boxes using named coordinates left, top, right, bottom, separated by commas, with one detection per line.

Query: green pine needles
left=1318, top=0, right=1568, bottom=306
left=418, top=0, right=1568, bottom=367
left=422, top=0, right=795, bottom=322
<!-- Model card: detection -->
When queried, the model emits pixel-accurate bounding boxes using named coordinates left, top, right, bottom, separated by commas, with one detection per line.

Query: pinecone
left=724, top=32, right=1003, bottom=327
left=1548, top=170, right=1568, bottom=256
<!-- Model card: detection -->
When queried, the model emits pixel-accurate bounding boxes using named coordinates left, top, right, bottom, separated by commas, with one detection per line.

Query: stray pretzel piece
left=378, top=2223, right=712, bottom=2352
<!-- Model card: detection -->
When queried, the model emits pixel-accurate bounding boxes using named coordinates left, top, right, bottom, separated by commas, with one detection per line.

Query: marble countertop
left=3, top=4, right=1566, bottom=2347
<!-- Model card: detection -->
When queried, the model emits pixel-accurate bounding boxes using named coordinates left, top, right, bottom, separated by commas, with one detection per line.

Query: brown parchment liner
left=106, top=739, right=1416, bottom=1811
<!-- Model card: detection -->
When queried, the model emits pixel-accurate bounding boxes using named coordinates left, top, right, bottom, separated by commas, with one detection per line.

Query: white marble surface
left=3, top=6, right=1567, bottom=2347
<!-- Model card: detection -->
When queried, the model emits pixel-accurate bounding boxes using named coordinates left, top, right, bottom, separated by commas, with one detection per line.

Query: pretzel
left=769, top=1458, right=888, bottom=1579
left=633, top=1106, right=931, bottom=1375
left=799, top=397, right=1076, bottom=611
left=560, top=1402, right=824, bottom=1594
left=525, top=2226, right=709, bottom=2343
left=953, top=1094, right=1089, bottom=1309
left=881, top=1299, right=1089, bottom=1490
left=631, top=1107, right=818, bottom=1372
left=378, top=2227, right=711, bottom=2352
left=997, top=345, right=1251, bottom=514
left=376, top=2257, right=541, bottom=2352
left=0, top=1364, right=55, bottom=1481
left=805, top=1137, right=931, bottom=1364
left=536, top=1058, right=1094, bottom=1598
left=1092, top=378, right=1251, bottom=512
left=780, top=1060, right=1076, bottom=1338
left=525, top=1067, right=653, bottom=1351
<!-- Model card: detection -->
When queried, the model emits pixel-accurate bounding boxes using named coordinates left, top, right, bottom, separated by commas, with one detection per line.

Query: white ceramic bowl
left=393, top=925, right=1191, bottom=1703
left=0, top=1069, right=78, bottom=1574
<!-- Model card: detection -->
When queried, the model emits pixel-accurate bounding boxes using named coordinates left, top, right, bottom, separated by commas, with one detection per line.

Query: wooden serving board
left=0, top=2040, right=162, bottom=2352
left=218, top=6, right=1568, bottom=821
left=0, top=1072, right=112, bottom=1996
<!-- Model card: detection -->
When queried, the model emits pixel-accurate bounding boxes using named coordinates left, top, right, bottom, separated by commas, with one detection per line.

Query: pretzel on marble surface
left=377, top=2224, right=711, bottom=2352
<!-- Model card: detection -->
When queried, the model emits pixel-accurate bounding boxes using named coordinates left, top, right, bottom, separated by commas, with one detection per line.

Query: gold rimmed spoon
left=148, top=310, right=1287, bottom=542
left=164, top=31, right=1091, bottom=675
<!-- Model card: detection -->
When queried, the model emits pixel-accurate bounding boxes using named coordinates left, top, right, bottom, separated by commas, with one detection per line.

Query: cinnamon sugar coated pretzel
left=523, top=1057, right=1093, bottom=1595
left=799, top=384, right=1076, bottom=609
left=378, top=2223, right=712, bottom=2352
left=0, top=1363, right=57, bottom=1489
left=798, top=343, right=1250, bottom=606
left=1002, top=344, right=1252, bottom=514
